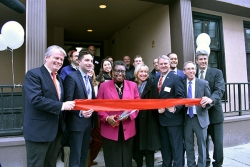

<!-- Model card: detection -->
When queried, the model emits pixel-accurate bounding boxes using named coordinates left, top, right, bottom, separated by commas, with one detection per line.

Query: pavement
left=57, top=142, right=250, bottom=167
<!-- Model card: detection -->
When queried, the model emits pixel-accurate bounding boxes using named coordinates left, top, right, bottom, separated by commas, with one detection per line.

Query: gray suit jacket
left=196, top=67, right=225, bottom=124
left=184, top=78, right=212, bottom=128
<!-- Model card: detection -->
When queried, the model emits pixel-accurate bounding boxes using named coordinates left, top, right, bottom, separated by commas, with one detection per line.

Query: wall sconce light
left=87, top=29, right=93, bottom=32
left=99, top=4, right=107, bottom=9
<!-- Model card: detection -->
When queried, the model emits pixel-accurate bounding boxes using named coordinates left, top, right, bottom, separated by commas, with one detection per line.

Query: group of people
left=23, top=44, right=225, bottom=167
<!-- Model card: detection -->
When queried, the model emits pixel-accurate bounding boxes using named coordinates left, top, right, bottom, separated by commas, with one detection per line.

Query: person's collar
left=78, top=68, right=88, bottom=77
left=44, top=65, right=54, bottom=74
left=187, top=78, right=195, bottom=84
left=198, top=67, right=207, bottom=73
left=171, top=68, right=177, bottom=73
left=161, top=71, right=170, bottom=77
left=71, top=63, right=78, bottom=70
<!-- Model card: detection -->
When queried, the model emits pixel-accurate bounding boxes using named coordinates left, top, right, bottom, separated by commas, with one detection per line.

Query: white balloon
left=0, top=34, right=8, bottom=51
left=10, top=37, right=24, bottom=50
left=1, top=21, right=25, bottom=49
left=196, top=33, right=211, bottom=46
left=196, top=44, right=211, bottom=55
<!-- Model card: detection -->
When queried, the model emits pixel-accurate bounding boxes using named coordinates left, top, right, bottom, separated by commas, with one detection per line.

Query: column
left=25, top=0, right=47, bottom=71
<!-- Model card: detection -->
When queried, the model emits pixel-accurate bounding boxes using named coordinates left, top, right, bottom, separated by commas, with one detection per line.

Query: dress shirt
left=158, top=71, right=170, bottom=85
left=44, top=65, right=61, bottom=97
left=79, top=69, right=92, bottom=99
left=186, top=78, right=197, bottom=115
left=171, top=68, right=177, bottom=74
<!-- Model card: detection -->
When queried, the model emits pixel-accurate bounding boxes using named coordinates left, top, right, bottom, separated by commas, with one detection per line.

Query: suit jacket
left=150, top=69, right=160, bottom=81
left=196, top=67, right=225, bottom=124
left=154, top=72, right=186, bottom=126
left=23, top=65, right=64, bottom=142
left=97, top=79, right=140, bottom=141
left=177, top=69, right=186, bottom=79
left=63, top=70, right=97, bottom=131
left=125, top=65, right=135, bottom=81
left=183, top=78, right=211, bottom=128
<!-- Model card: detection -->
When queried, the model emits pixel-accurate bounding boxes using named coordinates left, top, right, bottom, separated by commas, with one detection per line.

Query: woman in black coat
left=133, top=64, right=161, bottom=167
left=96, top=59, right=112, bottom=83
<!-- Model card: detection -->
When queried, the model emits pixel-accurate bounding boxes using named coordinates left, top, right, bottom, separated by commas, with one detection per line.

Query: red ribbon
left=73, top=98, right=201, bottom=111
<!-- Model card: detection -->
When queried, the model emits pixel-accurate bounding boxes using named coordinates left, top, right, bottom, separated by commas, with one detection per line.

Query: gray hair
left=183, top=61, right=197, bottom=70
left=195, top=50, right=209, bottom=60
left=44, top=45, right=66, bottom=60
left=134, top=64, right=149, bottom=82
left=158, top=55, right=170, bottom=64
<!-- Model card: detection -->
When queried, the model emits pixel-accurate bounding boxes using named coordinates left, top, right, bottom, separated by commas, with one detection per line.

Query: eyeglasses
left=114, top=70, right=126, bottom=74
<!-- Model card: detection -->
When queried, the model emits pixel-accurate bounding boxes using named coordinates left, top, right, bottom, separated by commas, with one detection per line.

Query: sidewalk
left=57, top=142, right=250, bottom=167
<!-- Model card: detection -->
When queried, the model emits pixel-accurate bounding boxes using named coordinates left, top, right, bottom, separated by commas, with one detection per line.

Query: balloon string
left=11, top=49, right=14, bottom=86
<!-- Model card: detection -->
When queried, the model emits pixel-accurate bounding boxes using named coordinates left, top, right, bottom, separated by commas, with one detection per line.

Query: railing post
left=238, top=84, right=242, bottom=116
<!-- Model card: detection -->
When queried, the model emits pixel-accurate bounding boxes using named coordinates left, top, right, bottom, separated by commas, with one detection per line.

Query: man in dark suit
left=195, top=50, right=225, bottom=167
left=63, top=50, right=96, bottom=167
left=167, top=53, right=185, bottom=79
left=23, top=45, right=75, bottom=167
left=88, top=45, right=101, bottom=75
left=150, top=58, right=160, bottom=81
left=123, top=55, right=135, bottom=81
left=183, top=61, right=212, bottom=167
left=154, top=55, right=185, bottom=167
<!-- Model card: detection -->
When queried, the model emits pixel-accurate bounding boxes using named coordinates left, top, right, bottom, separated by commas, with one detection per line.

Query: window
left=193, top=12, right=226, bottom=78
left=243, top=21, right=250, bottom=82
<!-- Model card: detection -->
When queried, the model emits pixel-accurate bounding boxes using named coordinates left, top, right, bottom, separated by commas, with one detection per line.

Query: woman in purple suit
left=97, top=60, right=140, bottom=167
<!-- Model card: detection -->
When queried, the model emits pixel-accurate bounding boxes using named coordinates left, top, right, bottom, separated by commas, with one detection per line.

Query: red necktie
left=52, top=72, right=60, bottom=99
left=158, top=75, right=163, bottom=94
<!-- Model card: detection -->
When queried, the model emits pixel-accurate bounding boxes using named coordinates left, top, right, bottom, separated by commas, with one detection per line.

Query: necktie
left=52, top=72, right=60, bottom=99
left=84, top=75, right=91, bottom=97
left=171, top=70, right=175, bottom=74
left=158, top=75, right=163, bottom=94
left=200, top=70, right=204, bottom=79
left=188, top=81, right=193, bottom=118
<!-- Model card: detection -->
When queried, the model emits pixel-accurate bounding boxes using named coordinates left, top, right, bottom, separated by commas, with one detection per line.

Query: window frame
left=192, top=12, right=226, bottom=82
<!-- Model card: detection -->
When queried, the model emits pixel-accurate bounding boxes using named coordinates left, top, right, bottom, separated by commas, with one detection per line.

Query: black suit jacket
left=154, top=72, right=186, bottom=126
left=23, top=65, right=64, bottom=142
left=63, top=70, right=97, bottom=131
left=196, top=67, right=225, bottom=124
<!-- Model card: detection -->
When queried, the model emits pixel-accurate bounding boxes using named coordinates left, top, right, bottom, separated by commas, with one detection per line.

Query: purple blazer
left=97, top=79, right=140, bottom=141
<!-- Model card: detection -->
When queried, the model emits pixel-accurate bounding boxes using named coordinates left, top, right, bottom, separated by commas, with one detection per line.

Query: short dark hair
left=78, top=50, right=92, bottom=61
left=67, top=46, right=77, bottom=53
left=69, top=51, right=78, bottom=57
left=112, top=60, right=126, bottom=70
left=167, top=53, right=177, bottom=57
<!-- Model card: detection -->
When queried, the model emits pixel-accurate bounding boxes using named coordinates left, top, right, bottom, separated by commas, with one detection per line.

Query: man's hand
left=63, top=101, right=75, bottom=110
left=158, top=108, right=165, bottom=114
left=167, top=106, right=176, bottom=113
left=200, top=96, right=213, bottom=108
left=80, top=109, right=94, bottom=118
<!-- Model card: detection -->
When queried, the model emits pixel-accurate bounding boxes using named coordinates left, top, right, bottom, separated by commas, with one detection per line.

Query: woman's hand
left=106, top=115, right=119, bottom=127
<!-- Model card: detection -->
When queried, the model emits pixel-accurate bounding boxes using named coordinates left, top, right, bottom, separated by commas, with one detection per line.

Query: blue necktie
left=84, top=75, right=91, bottom=97
left=188, top=81, right=193, bottom=118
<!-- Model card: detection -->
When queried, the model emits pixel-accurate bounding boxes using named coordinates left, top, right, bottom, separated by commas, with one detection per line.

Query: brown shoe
left=91, top=161, right=98, bottom=166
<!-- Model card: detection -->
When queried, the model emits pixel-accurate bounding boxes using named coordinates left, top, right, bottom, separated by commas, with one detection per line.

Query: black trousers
left=69, top=128, right=91, bottom=167
left=159, top=125, right=184, bottom=167
left=102, top=124, right=134, bottom=167
left=206, top=122, right=224, bottom=167
left=133, top=149, right=154, bottom=167
left=25, top=130, right=62, bottom=167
